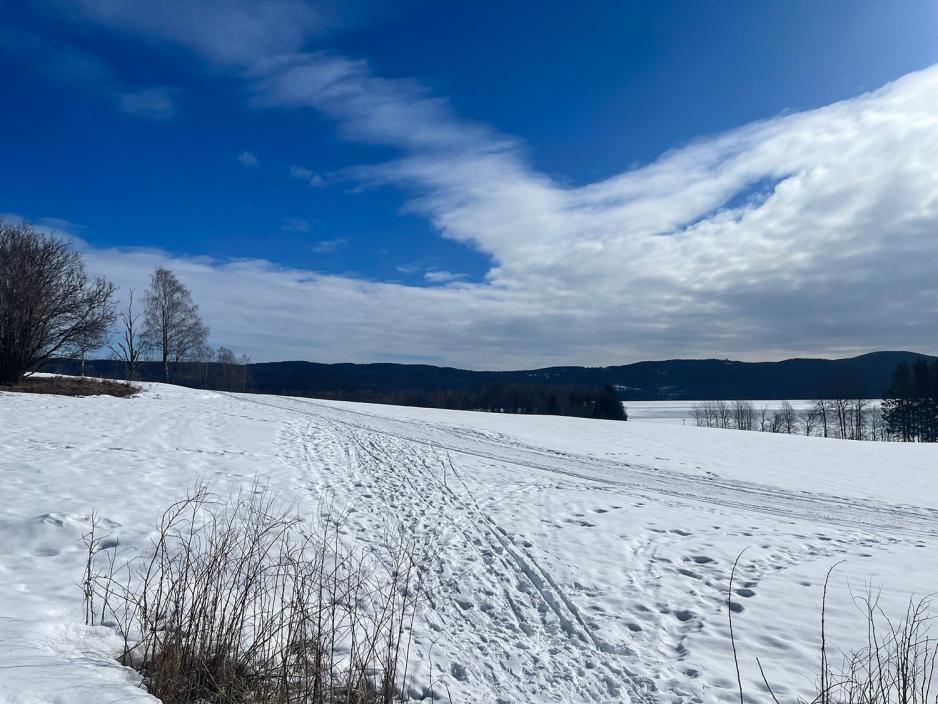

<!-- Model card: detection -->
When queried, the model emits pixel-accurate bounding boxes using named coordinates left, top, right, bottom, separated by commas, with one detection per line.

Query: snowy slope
left=1, top=382, right=935, bottom=703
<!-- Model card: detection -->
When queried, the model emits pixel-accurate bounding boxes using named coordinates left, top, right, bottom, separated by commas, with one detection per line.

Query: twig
left=729, top=547, right=751, bottom=704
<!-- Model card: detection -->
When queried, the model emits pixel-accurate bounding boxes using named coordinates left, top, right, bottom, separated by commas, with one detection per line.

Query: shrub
left=730, top=559, right=937, bottom=703
left=82, top=484, right=431, bottom=703
left=2, top=374, right=139, bottom=397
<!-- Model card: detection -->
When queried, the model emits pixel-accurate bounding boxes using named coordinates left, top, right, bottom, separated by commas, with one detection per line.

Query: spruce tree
left=882, top=362, right=914, bottom=441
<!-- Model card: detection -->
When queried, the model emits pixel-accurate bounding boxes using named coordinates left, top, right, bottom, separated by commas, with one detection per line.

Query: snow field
left=0, top=382, right=935, bottom=703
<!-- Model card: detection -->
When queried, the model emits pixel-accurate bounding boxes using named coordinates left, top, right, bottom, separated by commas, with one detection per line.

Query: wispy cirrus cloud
left=64, top=0, right=328, bottom=66
left=311, top=237, right=347, bottom=253
left=117, top=86, right=177, bottom=118
left=424, top=270, right=467, bottom=284
left=281, top=217, right=311, bottom=233
left=0, top=26, right=179, bottom=120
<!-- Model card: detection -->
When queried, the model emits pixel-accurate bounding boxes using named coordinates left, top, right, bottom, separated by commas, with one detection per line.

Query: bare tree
left=832, top=398, right=850, bottom=439
left=107, top=289, right=147, bottom=381
left=196, top=343, right=215, bottom=388
left=237, top=353, right=250, bottom=392
left=732, top=400, right=755, bottom=430
left=692, top=402, right=705, bottom=427
left=812, top=399, right=830, bottom=437
left=214, top=347, right=251, bottom=392
left=770, top=409, right=784, bottom=433
left=216, top=345, right=237, bottom=390
left=851, top=398, right=870, bottom=440
left=715, top=400, right=732, bottom=429
left=75, top=325, right=107, bottom=377
left=869, top=405, right=885, bottom=441
left=0, top=221, right=115, bottom=385
left=799, top=407, right=817, bottom=436
left=780, top=400, right=797, bottom=434
left=758, top=405, right=769, bottom=432
left=143, top=267, right=209, bottom=382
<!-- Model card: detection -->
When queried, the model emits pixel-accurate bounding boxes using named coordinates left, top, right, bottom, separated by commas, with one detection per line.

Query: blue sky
left=1, top=1, right=936, bottom=366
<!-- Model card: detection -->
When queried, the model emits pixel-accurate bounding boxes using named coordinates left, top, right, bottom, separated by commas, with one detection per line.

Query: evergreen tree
left=911, top=358, right=937, bottom=442
left=882, top=362, right=913, bottom=441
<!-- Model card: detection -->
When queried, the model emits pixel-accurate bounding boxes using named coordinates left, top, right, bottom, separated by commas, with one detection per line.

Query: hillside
left=1, top=382, right=935, bottom=702
left=47, top=350, right=935, bottom=400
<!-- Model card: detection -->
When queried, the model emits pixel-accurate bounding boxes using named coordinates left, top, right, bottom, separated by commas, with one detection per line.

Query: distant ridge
left=47, top=351, right=935, bottom=401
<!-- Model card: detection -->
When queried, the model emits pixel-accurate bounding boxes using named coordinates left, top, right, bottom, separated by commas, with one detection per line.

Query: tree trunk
left=0, top=359, right=27, bottom=385
left=162, top=329, right=169, bottom=382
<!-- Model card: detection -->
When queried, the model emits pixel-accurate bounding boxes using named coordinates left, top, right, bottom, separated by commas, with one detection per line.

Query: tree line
left=1, top=221, right=625, bottom=420
left=1, top=221, right=248, bottom=388
left=691, top=399, right=886, bottom=439
left=312, top=384, right=628, bottom=420
left=691, top=357, right=937, bottom=442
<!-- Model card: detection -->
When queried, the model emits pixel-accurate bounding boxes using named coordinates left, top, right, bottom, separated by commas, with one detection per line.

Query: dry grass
left=2, top=374, right=139, bottom=397
left=730, top=559, right=937, bottom=703
left=82, top=483, right=433, bottom=704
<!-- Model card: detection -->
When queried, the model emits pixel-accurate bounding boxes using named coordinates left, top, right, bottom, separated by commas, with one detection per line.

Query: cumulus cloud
left=246, top=55, right=938, bottom=364
left=16, top=6, right=938, bottom=366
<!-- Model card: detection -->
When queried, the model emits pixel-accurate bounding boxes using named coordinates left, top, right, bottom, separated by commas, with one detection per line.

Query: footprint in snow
left=564, top=519, right=595, bottom=527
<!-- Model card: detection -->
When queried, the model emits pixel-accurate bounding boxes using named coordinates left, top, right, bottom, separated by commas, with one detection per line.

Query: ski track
left=238, top=394, right=938, bottom=538
left=1, top=385, right=935, bottom=704
left=232, top=392, right=936, bottom=703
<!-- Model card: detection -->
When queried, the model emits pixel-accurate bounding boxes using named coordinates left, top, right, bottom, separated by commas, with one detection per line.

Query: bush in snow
left=82, top=484, right=432, bottom=704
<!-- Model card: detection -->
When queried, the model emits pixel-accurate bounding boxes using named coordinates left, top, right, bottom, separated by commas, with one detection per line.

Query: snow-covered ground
left=1, top=382, right=935, bottom=703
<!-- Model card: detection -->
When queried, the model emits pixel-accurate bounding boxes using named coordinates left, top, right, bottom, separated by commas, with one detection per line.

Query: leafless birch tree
left=813, top=399, right=830, bottom=437
left=143, top=267, right=209, bottom=382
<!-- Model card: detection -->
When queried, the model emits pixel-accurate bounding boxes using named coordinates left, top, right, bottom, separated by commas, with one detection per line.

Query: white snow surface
left=1, top=382, right=935, bottom=703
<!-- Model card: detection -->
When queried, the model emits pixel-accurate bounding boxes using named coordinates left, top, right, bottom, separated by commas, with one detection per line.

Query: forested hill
left=48, top=351, right=934, bottom=401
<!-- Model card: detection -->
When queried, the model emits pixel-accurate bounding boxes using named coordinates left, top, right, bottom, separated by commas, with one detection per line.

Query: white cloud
left=311, top=237, right=347, bottom=253
left=118, top=86, right=176, bottom=118
left=424, top=270, right=467, bottom=284
left=1, top=28, right=179, bottom=121
left=289, top=164, right=325, bottom=187
left=14, top=7, right=938, bottom=365
left=245, top=55, right=938, bottom=362
left=251, top=53, right=500, bottom=152
left=238, top=150, right=259, bottom=168
left=281, top=217, right=311, bottom=233
left=65, top=0, right=326, bottom=66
